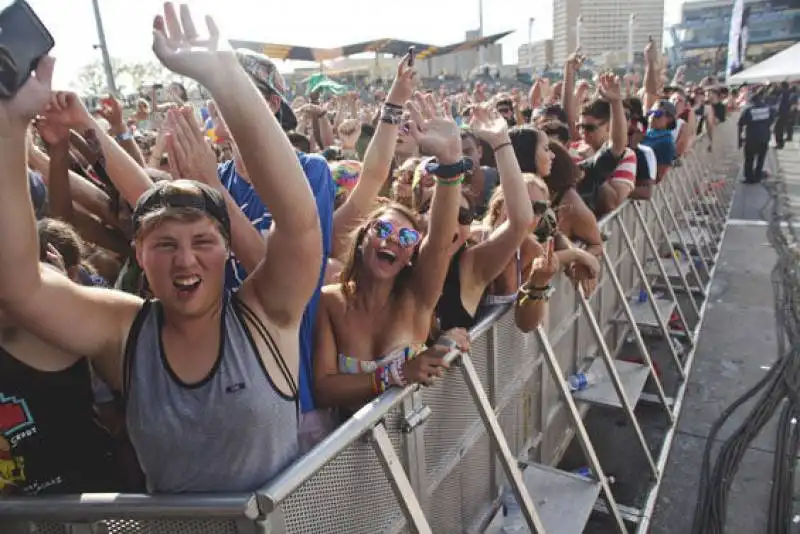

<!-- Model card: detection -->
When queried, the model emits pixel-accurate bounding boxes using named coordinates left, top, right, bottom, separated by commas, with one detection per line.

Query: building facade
left=518, top=39, right=554, bottom=70
left=552, top=0, right=664, bottom=66
left=677, top=0, right=800, bottom=65
left=417, top=30, right=503, bottom=79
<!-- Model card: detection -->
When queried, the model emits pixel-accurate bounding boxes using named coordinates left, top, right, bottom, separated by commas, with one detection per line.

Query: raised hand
left=597, top=73, right=622, bottom=102
left=0, top=57, right=55, bottom=133
left=406, top=92, right=462, bottom=164
left=151, top=3, right=232, bottom=87
left=98, top=95, right=125, bottom=131
left=386, top=52, right=417, bottom=106
left=44, top=91, right=93, bottom=131
left=529, top=239, right=559, bottom=288
left=468, top=103, right=509, bottom=148
left=644, top=37, right=658, bottom=64
left=34, top=115, right=70, bottom=146
left=566, top=49, right=585, bottom=73
left=165, top=107, right=218, bottom=185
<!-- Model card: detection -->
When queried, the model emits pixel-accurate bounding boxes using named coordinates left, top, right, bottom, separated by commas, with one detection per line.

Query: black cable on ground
left=691, top=153, right=800, bottom=534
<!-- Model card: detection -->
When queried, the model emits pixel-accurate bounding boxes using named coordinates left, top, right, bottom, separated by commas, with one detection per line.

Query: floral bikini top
left=338, top=344, right=426, bottom=375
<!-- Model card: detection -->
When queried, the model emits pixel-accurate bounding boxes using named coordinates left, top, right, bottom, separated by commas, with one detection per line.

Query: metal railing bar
left=0, top=493, right=260, bottom=521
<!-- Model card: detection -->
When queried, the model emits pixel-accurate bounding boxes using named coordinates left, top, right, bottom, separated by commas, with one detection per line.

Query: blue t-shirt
left=641, top=129, right=676, bottom=167
left=218, top=153, right=335, bottom=414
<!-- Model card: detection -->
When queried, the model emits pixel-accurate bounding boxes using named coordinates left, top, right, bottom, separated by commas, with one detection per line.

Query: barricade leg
left=534, top=326, right=628, bottom=534
left=655, top=185, right=713, bottom=291
left=615, top=216, right=686, bottom=378
left=632, top=200, right=701, bottom=321
left=572, top=285, right=658, bottom=478
left=371, top=423, right=433, bottom=534
left=458, top=352, right=548, bottom=533
left=600, top=246, right=675, bottom=422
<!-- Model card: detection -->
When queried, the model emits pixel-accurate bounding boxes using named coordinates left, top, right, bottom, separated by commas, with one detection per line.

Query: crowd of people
left=0, top=2, right=796, bottom=500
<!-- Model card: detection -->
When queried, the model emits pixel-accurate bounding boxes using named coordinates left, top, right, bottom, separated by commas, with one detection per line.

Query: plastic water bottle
left=637, top=287, right=648, bottom=303
left=568, top=371, right=596, bottom=392
left=500, top=485, right=527, bottom=533
left=574, top=466, right=616, bottom=485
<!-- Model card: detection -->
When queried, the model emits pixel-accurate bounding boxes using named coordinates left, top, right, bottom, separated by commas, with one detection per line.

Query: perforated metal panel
left=279, top=410, right=407, bottom=534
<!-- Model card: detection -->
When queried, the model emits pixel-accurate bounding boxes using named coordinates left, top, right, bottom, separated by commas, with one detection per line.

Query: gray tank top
left=123, top=295, right=299, bottom=493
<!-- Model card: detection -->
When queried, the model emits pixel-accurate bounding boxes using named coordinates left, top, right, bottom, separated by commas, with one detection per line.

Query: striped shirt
left=609, top=147, right=637, bottom=190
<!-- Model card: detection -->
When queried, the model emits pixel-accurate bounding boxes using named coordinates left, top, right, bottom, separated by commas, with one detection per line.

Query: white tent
left=728, top=42, right=800, bottom=84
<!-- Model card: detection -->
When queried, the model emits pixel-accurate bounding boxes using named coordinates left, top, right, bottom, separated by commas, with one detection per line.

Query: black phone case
left=0, top=0, right=55, bottom=99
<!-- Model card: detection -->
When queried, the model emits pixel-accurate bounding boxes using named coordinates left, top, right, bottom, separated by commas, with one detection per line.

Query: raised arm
left=643, top=38, right=660, bottom=112
left=405, top=95, right=464, bottom=310
left=463, top=105, right=534, bottom=288
left=151, top=4, right=321, bottom=326
left=0, top=57, right=141, bottom=386
left=332, top=55, right=416, bottom=258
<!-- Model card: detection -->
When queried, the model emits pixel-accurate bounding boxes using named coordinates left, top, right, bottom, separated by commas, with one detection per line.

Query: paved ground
left=650, top=137, right=800, bottom=534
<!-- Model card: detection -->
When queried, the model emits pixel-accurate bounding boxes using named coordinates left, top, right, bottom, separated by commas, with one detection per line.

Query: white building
left=518, top=39, right=554, bottom=70
left=418, top=30, right=503, bottom=79
left=552, top=0, right=664, bottom=66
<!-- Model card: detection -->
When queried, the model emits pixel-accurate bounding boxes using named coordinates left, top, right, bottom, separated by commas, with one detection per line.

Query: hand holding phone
left=0, top=0, right=55, bottom=99
left=407, top=46, right=415, bottom=68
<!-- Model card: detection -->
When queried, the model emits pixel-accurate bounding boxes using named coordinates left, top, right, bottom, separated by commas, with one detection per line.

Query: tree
left=71, top=58, right=181, bottom=96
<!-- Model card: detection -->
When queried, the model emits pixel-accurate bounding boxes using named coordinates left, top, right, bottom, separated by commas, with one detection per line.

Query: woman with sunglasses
left=430, top=105, right=535, bottom=337
left=312, top=97, right=470, bottom=414
left=482, top=175, right=560, bottom=332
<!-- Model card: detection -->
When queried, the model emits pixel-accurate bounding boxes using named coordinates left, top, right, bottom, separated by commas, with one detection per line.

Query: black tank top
left=0, top=346, right=120, bottom=495
left=435, top=245, right=476, bottom=333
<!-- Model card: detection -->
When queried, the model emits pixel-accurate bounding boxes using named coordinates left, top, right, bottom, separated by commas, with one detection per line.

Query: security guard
left=738, top=87, right=776, bottom=184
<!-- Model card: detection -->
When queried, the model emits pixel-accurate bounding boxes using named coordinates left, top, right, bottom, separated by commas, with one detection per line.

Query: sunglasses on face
left=648, top=110, right=666, bottom=119
left=458, top=206, right=475, bottom=226
left=497, top=107, right=512, bottom=114
left=371, top=219, right=421, bottom=248
left=578, top=123, right=601, bottom=133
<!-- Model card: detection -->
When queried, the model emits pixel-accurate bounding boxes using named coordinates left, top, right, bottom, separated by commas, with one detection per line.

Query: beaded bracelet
left=433, top=174, right=465, bottom=186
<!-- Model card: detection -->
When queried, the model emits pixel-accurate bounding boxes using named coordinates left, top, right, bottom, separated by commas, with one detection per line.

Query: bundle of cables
left=691, top=157, right=800, bottom=534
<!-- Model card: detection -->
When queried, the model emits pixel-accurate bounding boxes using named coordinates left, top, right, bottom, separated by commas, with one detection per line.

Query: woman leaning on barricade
left=312, top=94, right=471, bottom=415
left=428, top=104, right=536, bottom=336
left=0, top=4, right=320, bottom=493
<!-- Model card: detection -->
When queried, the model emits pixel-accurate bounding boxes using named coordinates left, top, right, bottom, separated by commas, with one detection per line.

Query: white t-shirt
left=671, top=118, right=686, bottom=143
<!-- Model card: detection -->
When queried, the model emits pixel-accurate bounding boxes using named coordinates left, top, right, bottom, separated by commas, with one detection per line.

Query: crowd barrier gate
left=0, top=117, right=742, bottom=534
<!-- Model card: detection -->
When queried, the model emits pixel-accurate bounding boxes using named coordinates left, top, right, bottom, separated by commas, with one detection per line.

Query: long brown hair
left=339, top=202, right=424, bottom=299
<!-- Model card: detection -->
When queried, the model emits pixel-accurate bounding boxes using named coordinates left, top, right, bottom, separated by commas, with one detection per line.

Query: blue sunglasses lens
left=398, top=228, right=420, bottom=248
left=374, top=220, right=392, bottom=239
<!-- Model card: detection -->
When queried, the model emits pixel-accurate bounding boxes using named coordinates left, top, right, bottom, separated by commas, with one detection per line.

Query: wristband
left=425, top=158, right=474, bottom=179
left=492, top=141, right=512, bottom=152
left=433, top=174, right=464, bottom=186
left=380, top=104, right=404, bottom=125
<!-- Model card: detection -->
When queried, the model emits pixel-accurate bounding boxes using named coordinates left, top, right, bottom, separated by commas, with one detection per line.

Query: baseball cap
left=235, top=49, right=298, bottom=132
left=132, top=180, right=231, bottom=242
left=648, top=100, right=678, bottom=129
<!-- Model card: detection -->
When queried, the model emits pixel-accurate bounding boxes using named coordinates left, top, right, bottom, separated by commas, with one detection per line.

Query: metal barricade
left=0, top=119, right=741, bottom=534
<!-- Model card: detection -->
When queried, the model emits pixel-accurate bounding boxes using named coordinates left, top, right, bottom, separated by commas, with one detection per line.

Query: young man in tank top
left=0, top=4, right=321, bottom=493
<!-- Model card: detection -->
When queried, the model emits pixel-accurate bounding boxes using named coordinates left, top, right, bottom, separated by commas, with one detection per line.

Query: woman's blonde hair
left=483, top=173, right=549, bottom=229
left=339, top=202, right=423, bottom=299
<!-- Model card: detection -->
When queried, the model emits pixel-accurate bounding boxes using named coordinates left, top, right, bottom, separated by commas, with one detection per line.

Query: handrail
left=0, top=493, right=260, bottom=521
left=0, top=127, right=723, bottom=526
left=256, top=304, right=510, bottom=512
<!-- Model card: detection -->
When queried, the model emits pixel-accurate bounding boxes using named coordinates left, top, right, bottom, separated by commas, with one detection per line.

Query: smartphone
left=407, top=46, right=415, bottom=67
left=0, top=0, right=55, bottom=99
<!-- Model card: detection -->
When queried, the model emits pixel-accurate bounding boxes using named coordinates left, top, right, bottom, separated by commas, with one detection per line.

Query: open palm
left=0, top=57, right=54, bottom=132
left=152, top=3, right=232, bottom=87
left=406, top=93, right=461, bottom=162
left=468, top=104, right=509, bottom=147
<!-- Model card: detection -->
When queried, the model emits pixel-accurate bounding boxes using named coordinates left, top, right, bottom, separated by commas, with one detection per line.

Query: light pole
left=528, top=17, right=535, bottom=69
left=91, top=0, right=118, bottom=95
left=576, top=15, right=583, bottom=51
left=478, top=0, right=485, bottom=67
left=628, top=13, right=636, bottom=67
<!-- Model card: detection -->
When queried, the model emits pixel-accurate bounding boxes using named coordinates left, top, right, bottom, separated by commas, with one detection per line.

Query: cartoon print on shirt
left=0, top=393, right=35, bottom=495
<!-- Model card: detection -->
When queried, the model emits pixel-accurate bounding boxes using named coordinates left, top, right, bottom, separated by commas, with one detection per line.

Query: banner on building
left=726, top=0, right=751, bottom=76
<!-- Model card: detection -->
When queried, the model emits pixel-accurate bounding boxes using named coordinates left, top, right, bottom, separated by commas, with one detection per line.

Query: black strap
left=121, top=300, right=153, bottom=408
left=233, top=298, right=300, bottom=418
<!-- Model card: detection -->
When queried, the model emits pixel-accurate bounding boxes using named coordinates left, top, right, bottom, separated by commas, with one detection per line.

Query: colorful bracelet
left=433, top=174, right=465, bottom=186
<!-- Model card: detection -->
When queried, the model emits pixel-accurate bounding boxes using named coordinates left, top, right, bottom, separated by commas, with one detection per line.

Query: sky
left=24, top=0, right=687, bottom=89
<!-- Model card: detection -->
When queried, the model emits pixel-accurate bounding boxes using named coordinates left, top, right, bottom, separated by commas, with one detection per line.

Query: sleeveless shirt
left=123, top=295, right=299, bottom=493
left=0, top=347, right=119, bottom=495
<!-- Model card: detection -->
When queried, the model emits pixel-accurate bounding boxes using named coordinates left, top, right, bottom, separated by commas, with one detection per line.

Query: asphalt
left=649, top=137, right=800, bottom=534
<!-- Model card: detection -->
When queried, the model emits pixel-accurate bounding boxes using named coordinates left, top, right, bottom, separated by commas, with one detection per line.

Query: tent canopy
left=728, top=43, right=800, bottom=84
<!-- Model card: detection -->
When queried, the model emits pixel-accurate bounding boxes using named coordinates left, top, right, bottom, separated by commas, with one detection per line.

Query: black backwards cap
left=132, top=180, right=231, bottom=242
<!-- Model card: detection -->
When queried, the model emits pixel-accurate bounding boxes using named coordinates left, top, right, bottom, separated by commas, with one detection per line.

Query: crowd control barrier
left=0, top=117, right=742, bottom=534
